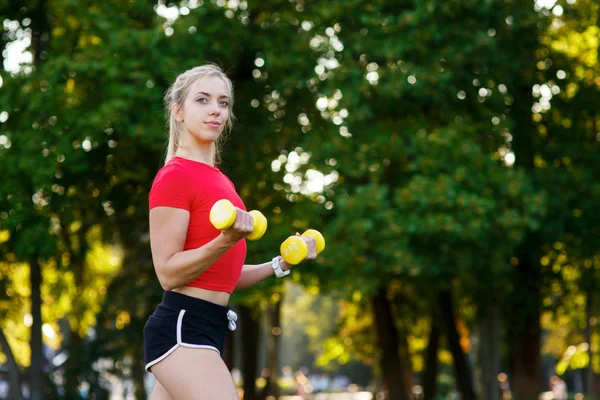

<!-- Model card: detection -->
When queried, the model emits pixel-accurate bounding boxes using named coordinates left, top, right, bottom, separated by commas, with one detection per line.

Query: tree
left=285, top=1, right=546, bottom=398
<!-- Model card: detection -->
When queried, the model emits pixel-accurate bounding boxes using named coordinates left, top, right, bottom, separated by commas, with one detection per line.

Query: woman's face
left=176, top=75, right=230, bottom=145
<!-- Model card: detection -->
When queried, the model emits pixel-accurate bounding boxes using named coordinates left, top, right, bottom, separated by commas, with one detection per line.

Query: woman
left=144, top=64, right=316, bottom=399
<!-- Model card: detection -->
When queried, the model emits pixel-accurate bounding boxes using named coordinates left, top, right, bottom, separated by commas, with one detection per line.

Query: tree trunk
left=264, top=299, right=282, bottom=399
left=586, top=293, right=595, bottom=399
left=240, top=305, right=261, bottom=400
left=64, top=332, right=83, bottom=398
left=0, top=327, right=24, bottom=400
left=132, top=340, right=146, bottom=400
left=372, top=286, right=409, bottom=400
left=505, top=5, right=542, bottom=397
left=400, top=330, right=413, bottom=394
left=439, top=290, right=477, bottom=400
left=87, top=313, right=110, bottom=400
left=422, top=305, right=440, bottom=400
left=506, top=249, right=541, bottom=399
left=29, top=258, right=44, bottom=400
left=62, top=245, right=88, bottom=399
left=479, top=304, right=501, bottom=400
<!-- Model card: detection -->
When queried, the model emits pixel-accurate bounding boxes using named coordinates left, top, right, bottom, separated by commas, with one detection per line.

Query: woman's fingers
left=235, top=209, right=255, bottom=235
left=221, top=209, right=254, bottom=241
left=302, top=236, right=317, bottom=260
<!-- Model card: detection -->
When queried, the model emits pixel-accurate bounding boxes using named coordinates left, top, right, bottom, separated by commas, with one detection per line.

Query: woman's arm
left=150, top=206, right=253, bottom=291
left=235, top=258, right=292, bottom=290
left=236, top=235, right=318, bottom=289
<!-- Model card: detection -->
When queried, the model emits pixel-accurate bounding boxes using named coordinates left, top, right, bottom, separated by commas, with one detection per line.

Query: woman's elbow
left=156, top=266, right=177, bottom=291
left=159, top=279, right=176, bottom=291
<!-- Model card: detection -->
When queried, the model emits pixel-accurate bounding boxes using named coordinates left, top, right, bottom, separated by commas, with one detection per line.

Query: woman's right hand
left=220, top=208, right=255, bottom=244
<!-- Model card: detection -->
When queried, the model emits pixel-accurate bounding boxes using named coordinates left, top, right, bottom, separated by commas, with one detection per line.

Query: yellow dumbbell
left=280, top=229, right=326, bottom=265
left=209, top=199, right=267, bottom=241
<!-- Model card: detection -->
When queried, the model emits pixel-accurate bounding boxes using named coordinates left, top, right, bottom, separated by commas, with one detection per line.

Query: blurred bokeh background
left=0, top=0, right=599, bottom=399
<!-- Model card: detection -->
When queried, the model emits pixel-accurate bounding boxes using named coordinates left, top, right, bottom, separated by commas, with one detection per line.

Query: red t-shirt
left=148, top=156, right=247, bottom=293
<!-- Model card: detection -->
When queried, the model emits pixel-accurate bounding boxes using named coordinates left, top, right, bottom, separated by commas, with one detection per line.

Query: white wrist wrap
left=272, top=256, right=290, bottom=278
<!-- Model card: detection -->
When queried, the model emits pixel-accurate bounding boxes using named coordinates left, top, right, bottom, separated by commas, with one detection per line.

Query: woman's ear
left=172, top=104, right=184, bottom=122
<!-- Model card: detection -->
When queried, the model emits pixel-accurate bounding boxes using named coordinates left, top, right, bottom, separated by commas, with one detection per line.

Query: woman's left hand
left=299, top=232, right=317, bottom=261
left=280, top=233, right=317, bottom=271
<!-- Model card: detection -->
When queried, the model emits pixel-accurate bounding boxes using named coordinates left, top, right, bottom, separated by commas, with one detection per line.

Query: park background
left=0, top=0, right=599, bottom=399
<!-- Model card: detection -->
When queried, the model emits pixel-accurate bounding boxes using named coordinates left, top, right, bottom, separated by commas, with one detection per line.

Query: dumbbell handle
left=209, top=199, right=267, bottom=241
left=280, top=229, right=326, bottom=265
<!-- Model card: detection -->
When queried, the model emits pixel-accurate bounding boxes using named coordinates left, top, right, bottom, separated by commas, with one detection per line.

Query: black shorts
left=143, top=291, right=236, bottom=372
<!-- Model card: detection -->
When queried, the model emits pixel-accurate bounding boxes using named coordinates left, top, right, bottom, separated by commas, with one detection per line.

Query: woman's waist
left=172, top=286, right=230, bottom=306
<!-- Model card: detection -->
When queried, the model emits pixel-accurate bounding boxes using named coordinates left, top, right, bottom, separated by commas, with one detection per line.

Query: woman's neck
left=175, top=144, right=215, bottom=166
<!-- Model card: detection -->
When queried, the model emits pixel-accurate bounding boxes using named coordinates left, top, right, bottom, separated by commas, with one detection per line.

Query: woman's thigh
left=151, top=346, right=238, bottom=400
left=149, top=380, right=173, bottom=400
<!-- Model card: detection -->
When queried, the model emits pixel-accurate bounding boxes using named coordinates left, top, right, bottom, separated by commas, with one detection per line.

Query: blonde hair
left=163, top=64, right=235, bottom=165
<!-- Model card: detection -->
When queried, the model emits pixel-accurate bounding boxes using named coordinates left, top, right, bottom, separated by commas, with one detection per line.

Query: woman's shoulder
left=155, top=158, right=192, bottom=179
left=149, top=159, right=195, bottom=209
left=151, top=159, right=192, bottom=191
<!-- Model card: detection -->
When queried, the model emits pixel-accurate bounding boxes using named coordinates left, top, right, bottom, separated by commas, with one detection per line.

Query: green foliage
left=292, top=0, right=547, bottom=307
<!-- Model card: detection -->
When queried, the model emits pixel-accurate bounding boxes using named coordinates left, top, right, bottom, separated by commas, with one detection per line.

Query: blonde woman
left=143, top=64, right=316, bottom=399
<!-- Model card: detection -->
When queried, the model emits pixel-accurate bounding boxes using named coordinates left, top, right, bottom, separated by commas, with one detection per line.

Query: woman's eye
left=197, top=98, right=208, bottom=103
left=220, top=101, right=229, bottom=107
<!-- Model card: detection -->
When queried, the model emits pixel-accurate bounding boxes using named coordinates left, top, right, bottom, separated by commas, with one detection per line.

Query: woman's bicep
left=149, top=207, right=190, bottom=270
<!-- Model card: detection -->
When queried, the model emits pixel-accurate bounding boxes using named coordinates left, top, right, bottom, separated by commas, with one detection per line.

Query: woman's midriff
left=172, top=286, right=231, bottom=306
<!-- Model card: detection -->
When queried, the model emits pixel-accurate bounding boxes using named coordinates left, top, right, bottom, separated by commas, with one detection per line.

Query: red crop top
left=148, top=156, right=247, bottom=293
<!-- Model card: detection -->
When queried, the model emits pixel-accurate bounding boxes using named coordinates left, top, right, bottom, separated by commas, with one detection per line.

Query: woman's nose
left=209, top=102, right=221, bottom=116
